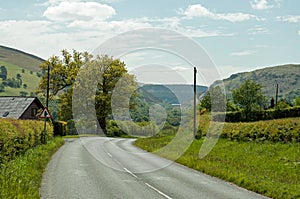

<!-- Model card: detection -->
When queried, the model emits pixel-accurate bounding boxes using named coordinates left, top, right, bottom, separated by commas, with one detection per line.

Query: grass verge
left=135, top=137, right=300, bottom=199
left=0, top=137, right=64, bottom=199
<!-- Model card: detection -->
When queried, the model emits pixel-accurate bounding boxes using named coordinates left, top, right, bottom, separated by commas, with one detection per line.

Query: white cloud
left=231, top=50, right=256, bottom=56
left=248, top=26, right=269, bottom=35
left=298, top=30, right=300, bottom=35
left=43, top=1, right=116, bottom=22
left=277, top=15, right=300, bottom=23
left=251, top=0, right=273, bottom=10
left=181, top=4, right=261, bottom=22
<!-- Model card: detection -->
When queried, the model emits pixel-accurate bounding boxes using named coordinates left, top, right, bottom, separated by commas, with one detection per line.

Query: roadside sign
left=39, top=107, right=52, bottom=119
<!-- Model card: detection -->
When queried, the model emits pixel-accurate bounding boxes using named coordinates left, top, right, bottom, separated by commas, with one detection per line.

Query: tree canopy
left=38, top=52, right=136, bottom=134
left=232, top=80, right=266, bottom=118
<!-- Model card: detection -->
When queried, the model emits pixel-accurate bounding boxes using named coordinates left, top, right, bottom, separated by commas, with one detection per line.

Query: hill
left=0, top=45, right=44, bottom=72
left=0, top=45, right=44, bottom=96
left=141, top=84, right=207, bottom=105
left=212, top=64, right=300, bottom=103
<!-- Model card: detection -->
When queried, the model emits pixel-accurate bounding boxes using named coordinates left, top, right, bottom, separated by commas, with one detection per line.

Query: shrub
left=219, top=118, right=300, bottom=143
left=213, top=107, right=300, bottom=122
left=0, top=119, right=53, bottom=164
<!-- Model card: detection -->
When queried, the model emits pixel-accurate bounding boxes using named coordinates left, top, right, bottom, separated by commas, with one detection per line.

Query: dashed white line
left=107, top=152, right=112, bottom=157
left=145, top=183, right=172, bottom=199
left=123, top=167, right=138, bottom=178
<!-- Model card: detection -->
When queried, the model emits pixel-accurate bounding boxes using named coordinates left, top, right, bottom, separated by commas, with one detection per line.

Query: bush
left=106, top=120, right=125, bottom=137
left=0, top=119, right=53, bottom=164
left=219, top=118, right=300, bottom=143
left=213, top=107, right=300, bottom=122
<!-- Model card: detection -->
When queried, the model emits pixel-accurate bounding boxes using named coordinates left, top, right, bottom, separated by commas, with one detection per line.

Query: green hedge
left=220, top=118, right=300, bottom=143
left=213, top=107, right=300, bottom=122
left=0, top=119, right=53, bottom=164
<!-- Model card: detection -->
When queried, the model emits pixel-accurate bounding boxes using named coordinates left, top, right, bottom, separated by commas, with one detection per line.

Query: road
left=40, top=137, right=268, bottom=199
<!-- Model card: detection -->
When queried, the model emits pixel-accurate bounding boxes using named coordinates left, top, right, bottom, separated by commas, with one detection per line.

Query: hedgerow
left=0, top=119, right=53, bottom=164
left=197, top=115, right=300, bottom=143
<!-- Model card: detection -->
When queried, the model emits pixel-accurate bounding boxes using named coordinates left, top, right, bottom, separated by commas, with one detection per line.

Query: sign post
left=41, top=64, right=51, bottom=144
left=39, top=107, right=52, bottom=144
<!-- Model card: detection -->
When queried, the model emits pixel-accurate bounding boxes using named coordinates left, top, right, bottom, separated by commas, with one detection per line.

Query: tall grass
left=0, top=137, right=64, bottom=199
left=135, top=117, right=300, bottom=199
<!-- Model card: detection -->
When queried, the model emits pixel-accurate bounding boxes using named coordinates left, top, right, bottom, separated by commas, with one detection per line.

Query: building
left=0, top=96, right=44, bottom=120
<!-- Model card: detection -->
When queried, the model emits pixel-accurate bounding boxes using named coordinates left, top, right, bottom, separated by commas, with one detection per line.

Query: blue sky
left=0, top=0, right=299, bottom=85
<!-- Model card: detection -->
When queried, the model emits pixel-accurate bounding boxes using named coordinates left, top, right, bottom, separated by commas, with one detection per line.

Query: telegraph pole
left=42, top=64, right=50, bottom=144
left=275, top=82, right=278, bottom=109
left=193, top=67, right=197, bottom=138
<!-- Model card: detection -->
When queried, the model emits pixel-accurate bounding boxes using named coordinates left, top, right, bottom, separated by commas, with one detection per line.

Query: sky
left=0, top=0, right=300, bottom=85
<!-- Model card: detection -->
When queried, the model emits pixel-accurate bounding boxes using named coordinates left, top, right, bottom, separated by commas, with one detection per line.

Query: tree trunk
left=98, top=117, right=107, bottom=134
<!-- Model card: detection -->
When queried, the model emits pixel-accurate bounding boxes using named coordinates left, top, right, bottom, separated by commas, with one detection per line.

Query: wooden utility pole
left=193, top=67, right=197, bottom=138
left=42, top=65, right=50, bottom=144
left=275, top=82, right=278, bottom=109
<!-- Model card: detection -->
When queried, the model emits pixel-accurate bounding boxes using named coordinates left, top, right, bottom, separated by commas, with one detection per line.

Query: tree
left=0, top=66, right=7, bottom=80
left=199, top=86, right=226, bottom=112
left=232, top=80, right=266, bottom=119
left=294, top=97, right=300, bottom=107
left=36, top=49, right=91, bottom=122
left=36, top=49, right=91, bottom=96
left=0, top=83, right=5, bottom=92
left=20, top=91, right=28, bottom=96
left=16, top=73, right=22, bottom=86
left=91, top=55, right=132, bottom=133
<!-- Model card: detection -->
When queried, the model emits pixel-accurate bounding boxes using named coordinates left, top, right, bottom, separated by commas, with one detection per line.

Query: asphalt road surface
left=40, top=137, right=268, bottom=199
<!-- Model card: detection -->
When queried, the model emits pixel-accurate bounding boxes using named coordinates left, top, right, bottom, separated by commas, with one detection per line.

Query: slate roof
left=0, top=97, right=43, bottom=119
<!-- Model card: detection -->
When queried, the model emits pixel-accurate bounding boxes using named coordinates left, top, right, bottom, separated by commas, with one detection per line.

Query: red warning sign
left=39, top=107, right=52, bottom=119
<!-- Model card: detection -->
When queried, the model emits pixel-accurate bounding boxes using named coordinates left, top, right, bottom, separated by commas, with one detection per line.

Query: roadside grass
left=63, top=134, right=80, bottom=138
left=135, top=137, right=300, bottom=199
left=0, top=137, right=64, bottom=199
left=63, top=134, right=137, bottom=139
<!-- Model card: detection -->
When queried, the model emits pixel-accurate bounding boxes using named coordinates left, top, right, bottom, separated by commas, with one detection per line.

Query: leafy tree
left=5, top=78, right=20, bottom=88
left=199, top=86, right=226, bottom=112
left=91, top=55, right=132, bottom=133
left=36, top=49, right=91, bottom=121
left=21, top=69, right=25, bottom=73
left=277, top=100, right=291, bottom=110
left=36, top=49, right=91, bottom=96
left=16, top=73, right=22, bottom=85
left=20, top=91, right=28, bottom=96
left=0, top=66, right=7, bottom=80
left=0, top=83, right=5, bottom=92
left=23, top=84, right=27, bottom=89
left=232, top=80, right=266, bottom=119
left=293, top=97, right=300, bottom=107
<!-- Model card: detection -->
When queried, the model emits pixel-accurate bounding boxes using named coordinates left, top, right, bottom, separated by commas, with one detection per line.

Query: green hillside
left=0, top=45, right=43, bottom=72
left=0, top=45, right=44, bottom=96
left=0, top=60, right=41, bottom=96
left=213, top=64, right=300, bottom=103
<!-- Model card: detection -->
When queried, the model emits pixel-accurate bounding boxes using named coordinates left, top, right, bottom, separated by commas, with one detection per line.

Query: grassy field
left=0, top=137, right=64, bottom=199
left=135, top=118, right=300, bottom=199
left=0, top=60, right=40, bottom=96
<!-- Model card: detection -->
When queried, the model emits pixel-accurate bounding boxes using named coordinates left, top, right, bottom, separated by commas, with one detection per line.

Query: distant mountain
left=212, top=64, right=300, bottom=103
left=141, top=84, right=207, bottom=105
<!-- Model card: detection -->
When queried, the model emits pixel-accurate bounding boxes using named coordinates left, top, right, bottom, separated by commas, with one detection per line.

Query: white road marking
left=145, top=183, right=172, bottom=199
left=123, top=167, right=138, bottom=178
left=107, top=152, right=112, bottom=157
